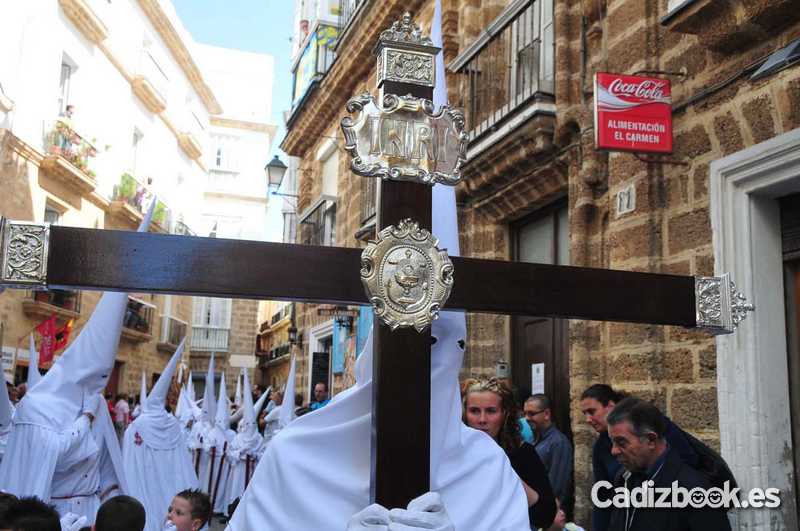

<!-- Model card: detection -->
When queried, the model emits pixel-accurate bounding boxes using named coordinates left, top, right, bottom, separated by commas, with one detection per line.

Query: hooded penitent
left=0, top=200, right=157, bottom=506
left=123, top=340, right=199, bottom=531
left=187, top=355, right=215, bottom=455
left=205, top=372, right=234, bottom=513
left=223, top=370, right=264, bottom=515
left=0, top=372, right=14, bottom=462
left=225, top=7, right=529, bottom=525
left=27, top=334, right=42, bottom=389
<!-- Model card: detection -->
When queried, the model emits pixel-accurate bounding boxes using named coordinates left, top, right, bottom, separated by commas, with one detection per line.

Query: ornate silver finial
left=379, top=12, right=435, bottom=47
left=374, top=12, right=440, bottom=89
left=0, top=218, right=50, bottom=288
left=361, top=219, right=454, bottom=332
left=695, top=273, right=755, bottom=335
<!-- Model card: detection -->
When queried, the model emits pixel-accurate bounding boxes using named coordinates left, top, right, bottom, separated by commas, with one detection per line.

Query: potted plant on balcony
left=114, top=173, right=137, bottom=203
left=153, top=200, right=167, bottom=226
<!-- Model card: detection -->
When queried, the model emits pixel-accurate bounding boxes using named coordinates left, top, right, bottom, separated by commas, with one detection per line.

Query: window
left=131, top=129, right=143, bottom=174
left=191, top=296, right=232, bottom=351
left=44, top=204, right=62, bottom=225
left=300, top=198, right=336, bottom=246
left=283, top=212, right=297, bottom=244
left=58, top=62, right=72, bottom=115
left=211, top=134, right=239, bottom=172
left=215, top=147, right=223, bottom=168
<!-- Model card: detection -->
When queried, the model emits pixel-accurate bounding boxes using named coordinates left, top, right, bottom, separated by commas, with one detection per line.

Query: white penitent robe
left=200, top=425, right=234, bottom=513
left=50, top=404, right=125, bottom=524
left=223, top=433, right=263, bottom=515
left=123, top=416, right=199, bottom=531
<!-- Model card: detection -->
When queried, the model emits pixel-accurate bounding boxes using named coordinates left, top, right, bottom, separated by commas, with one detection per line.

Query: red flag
left=54, top=319, right=73, bottom=352
left=35, top=315, right=57, bottom=364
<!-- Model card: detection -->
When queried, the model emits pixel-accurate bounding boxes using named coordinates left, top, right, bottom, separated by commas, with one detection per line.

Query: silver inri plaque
left=341, top=93, right=468, bottom=186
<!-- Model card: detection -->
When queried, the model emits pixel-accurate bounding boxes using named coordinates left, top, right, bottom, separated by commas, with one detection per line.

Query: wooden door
left=511, top=202, right=571, bottom=437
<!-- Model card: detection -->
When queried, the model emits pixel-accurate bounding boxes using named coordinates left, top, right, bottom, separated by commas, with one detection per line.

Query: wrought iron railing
left=124, top=296, right=156, bottom=336
left=268, top=343, right=291, bottom=361
left=172, top=220, right=195, bottom=237
left=43, top=118, right=98, bottom=178
left=191, top=326, right=230, bottom=352
left=160, top=315, right=187, bottom=346
left=112, top=173, right=171, bottom=227
left=26, top=289, right=82, bottom=313
left=450, top=0, right=555, bottom=141
left=338, top=0, right=365, bottom=37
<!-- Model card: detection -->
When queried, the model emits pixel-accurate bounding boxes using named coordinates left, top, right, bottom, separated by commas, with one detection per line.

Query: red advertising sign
left=594, top=73, right=673, bottom=153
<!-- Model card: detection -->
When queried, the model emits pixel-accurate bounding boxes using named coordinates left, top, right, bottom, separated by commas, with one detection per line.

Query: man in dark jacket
left=581, top=384, right=701, bottom=531
left=605, top=398, right=731, bottom=531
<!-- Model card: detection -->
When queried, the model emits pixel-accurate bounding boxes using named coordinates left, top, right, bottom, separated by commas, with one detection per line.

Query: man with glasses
left=524, top=394, right=573, bottom=510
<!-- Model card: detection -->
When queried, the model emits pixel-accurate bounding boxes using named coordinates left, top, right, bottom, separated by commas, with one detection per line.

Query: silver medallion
left=361, top=219, right=454, bottom=332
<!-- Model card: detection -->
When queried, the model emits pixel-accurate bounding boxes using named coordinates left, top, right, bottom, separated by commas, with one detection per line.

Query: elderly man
left=605, top=398, right=731, bottom=531
left=524, top=394, right=573, bottom=509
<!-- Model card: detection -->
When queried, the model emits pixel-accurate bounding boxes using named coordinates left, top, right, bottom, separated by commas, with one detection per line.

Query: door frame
left=710, top=127, right=800, bottom=529
left=307, top=319, right=334, bottom=402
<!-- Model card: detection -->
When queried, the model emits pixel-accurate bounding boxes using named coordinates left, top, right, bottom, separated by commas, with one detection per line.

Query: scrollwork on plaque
left=340, top=93, right=468, bottom=186
left=361, top=219, right=454, bottom=332
left=695, top=273, right=754, bottom=335
left=383, top=50, right=434, bottom=87
left=0, top=218, right=50, bottom=287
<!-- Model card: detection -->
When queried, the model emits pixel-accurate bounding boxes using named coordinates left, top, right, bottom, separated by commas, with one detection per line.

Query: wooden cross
left=0, top=13, right=751, bottom=512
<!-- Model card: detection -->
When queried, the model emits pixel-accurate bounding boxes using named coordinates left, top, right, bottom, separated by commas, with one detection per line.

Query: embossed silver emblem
left=0, top=218, right=50, bottom=287
left=374, top=12, right=438, bottom=88
left=361, top=219, right=454, bottom=332
left=695, top=273, right=755, bottom=334
left=341, top=93, right=468, bottom=186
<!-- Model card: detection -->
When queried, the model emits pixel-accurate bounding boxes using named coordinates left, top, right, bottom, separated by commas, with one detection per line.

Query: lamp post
left=264, top=155, right=288, bottom=189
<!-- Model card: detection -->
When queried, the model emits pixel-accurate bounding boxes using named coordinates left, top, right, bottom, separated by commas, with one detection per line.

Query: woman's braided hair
left=461, top=377, right=521, bottom=456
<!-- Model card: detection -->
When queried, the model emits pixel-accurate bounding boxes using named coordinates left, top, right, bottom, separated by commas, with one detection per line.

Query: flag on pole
left=54, top=319, right=74, bottom=353
left=35, top=315, right=57, bottom=365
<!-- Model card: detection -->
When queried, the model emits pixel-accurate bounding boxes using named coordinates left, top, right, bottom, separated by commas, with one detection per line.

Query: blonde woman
left=463, top=378, right=557, bottom=529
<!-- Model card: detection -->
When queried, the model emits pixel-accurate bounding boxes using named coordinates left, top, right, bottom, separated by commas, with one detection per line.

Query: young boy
left=165, top=490, right=211, bottom=531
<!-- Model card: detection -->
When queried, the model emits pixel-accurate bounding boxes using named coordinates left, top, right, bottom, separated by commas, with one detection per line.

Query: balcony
left=270, top=303, right=293, bottom=327
left=172, top=219, right=195, bottom=236
left=157, top=315, right=188, bottom=353
left=288, top=23, right=339, bottom=126
left=132, top=49, right=168, bottom=113
left=450, top=0, right=555, bottom=145
left=41, top=118, right=98, bottom=194
left=58, top=0, right=108, bottom=45
left=191, top=326, right=230, bottom=352
left=121, top=296, right=156, bottom=343
left=110, top=173, right=170, bottom=232
left=336, top=0, right=366, bottom=44
left=22, top=289, right=82, bottom=321
left=177, top=109, right=206, bottom=161
left=258, top=343, right=291, bottom=368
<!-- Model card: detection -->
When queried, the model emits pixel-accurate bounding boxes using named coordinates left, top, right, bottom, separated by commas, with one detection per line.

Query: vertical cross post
left=369, top=13, right=438, bottom=509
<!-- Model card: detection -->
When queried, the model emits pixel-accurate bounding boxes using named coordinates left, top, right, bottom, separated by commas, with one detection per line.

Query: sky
left=172, top=0, right=294, bottom=160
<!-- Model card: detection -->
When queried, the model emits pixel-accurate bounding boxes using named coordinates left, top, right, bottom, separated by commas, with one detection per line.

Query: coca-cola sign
left=594, top=73, right=673, bottom=154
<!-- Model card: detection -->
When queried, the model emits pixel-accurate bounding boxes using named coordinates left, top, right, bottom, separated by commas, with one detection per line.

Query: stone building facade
left=283, top=0, right=800, bottom=527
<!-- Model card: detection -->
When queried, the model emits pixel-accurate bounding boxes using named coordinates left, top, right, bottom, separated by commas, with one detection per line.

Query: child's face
left=166, top=496, right=200, bottom=531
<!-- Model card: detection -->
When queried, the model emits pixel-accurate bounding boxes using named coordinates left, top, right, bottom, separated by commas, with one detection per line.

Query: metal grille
left=453, top=0, right=555, bottom=141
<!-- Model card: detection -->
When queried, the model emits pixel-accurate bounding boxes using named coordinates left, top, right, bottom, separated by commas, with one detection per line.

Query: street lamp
left=265, top=155, right=288, bottom=189
left=288, top=325, right=298, bottom=345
